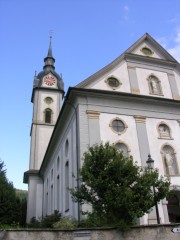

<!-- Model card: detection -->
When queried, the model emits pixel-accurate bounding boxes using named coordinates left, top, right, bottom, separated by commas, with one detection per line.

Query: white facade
left=24, top=33, right=180, bottom=224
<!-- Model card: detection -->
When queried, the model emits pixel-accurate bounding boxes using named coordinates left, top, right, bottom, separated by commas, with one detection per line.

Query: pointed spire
left=43, top=35, right=55, bottom=70
left=47, top=35, right=53, bottom=58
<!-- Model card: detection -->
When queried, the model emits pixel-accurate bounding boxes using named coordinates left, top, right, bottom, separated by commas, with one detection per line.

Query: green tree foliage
left=71, top=143, right=171, bottom=230
left=0, top=159, right=27, bottom=227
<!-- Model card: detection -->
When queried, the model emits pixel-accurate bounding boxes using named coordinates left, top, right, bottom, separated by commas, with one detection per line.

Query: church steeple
left=32, top=36, right=64, bottom=94
left=43, top=36, right=55, bottom=70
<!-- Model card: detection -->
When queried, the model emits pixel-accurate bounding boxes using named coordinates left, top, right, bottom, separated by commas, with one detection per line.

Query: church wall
left=80, top=92, right=180, bottom=224
left=136, top=68, right=173, bottom=99
left=42, top=109, right=79, bottom=219
left=26, top=176, right=43, bottom=222
left=146, top=118, right=180, bottom=186
left=37, top=126, right=54, bottom=169
left=132, top=41, right=166, bottom=59
left=99, top=113, right=141, bottom=166
left=37, top=91, right=61, bottom=124
left=91, top=61, right=131, bottom=93
left=174, top=71, right=180, bottom=98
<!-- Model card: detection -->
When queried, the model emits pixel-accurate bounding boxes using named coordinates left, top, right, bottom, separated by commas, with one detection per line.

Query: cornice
left=134, top=115, right=146, bottom=123
left=86, top=110, right=100, bottom=119
left=124, top=53, right=177, bottom=69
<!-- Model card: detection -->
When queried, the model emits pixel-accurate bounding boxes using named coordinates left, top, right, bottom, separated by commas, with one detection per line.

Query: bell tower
left=24, top=37, right=64, bottom=222
left=30, top=36, right=64, bottom=170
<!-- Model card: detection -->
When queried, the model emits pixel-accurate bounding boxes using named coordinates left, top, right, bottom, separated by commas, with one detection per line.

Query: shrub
left=41, top=210, right=61, bottom=228
left=28, top=210, right=61, bottom=228
left=53, top=216, right=78, bottom=229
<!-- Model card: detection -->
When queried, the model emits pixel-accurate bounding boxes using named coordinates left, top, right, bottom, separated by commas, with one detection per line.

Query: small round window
left=45, top=97, right=53, bottom=104
left=107, top=77, right=120, bottom=88
left=111, top=119, right=126, bottom=133
left=141, top=47, right=153, bottom=56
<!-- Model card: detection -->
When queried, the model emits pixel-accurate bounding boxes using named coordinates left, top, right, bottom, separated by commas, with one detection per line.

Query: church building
left=24, top=33, right=180, bottom=224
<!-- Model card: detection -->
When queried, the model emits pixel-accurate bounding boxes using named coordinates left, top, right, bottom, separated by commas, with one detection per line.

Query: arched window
left=51, top=169, right=53, bottom=181
left=65, top=139, right=69, bottom=157
left=57, top=157, right=60, bottom=170
left=147, top=75, right=163, bottom=95
left=115, top=142, right=130, bottom=157
left=167, top=193, right=180, bottom=223
left=65, top=161, right=69, bottom=211
left=161, top=145, right=179, bottom=175
left=158, top=123, right=171, bottom=139
left=44, top=108, right=52, bottom=123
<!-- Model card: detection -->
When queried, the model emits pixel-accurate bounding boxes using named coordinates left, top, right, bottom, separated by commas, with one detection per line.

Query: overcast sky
left=1, top=0, right=180, bottom=190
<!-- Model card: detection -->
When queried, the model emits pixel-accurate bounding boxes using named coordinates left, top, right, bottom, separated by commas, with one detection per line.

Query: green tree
left=0, top=159, right=27, bottom=227
left=71, top=143, right=171, bottom=230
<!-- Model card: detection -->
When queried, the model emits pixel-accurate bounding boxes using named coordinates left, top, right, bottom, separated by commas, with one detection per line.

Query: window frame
left=157, top=122, right=172, bottom=139
left=105, top=76, right=122, bottom=90
left=44, top=108, right=53, bottom=124
left=109, top=117, right=128, bottom=135
left=147, top=74, right=163, bottom=96
left=161, top=144, right=179, bottom=176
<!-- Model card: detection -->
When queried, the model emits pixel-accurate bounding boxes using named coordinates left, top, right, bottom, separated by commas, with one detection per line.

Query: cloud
left=157, top=30, right=180, bottom=62
left=168, top=29, right=180, bottom=62
left=123, top=5, right=129, bottom=12
left=156, top=37, right=168, bottom=49
left=121, top=5, right=130, bottom=21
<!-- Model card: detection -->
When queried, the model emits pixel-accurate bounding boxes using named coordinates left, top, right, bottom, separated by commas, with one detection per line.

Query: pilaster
left=134, top=116, right=150, bottom=167
left=86, top=110, right=101, bottom=146
left=127, top=65, right=140, bottom=94
left=168, top=73, right=180, bottom=100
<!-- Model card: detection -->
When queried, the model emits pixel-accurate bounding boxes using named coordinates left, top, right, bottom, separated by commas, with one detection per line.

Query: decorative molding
left=131, top=88, right=140, bottom=94
left=127, top=65, right=136, bottom=70
left=177, top=120, right=180, bottom=125
left=167, top=73, right=175, bottom=77
left=134, top=115, right=146, bottom=123
left=86, top=110, right=100, bottom=119
left=173, top=95, right=180, bottom=100
left=157, top=121, right=172, bottom=139
left=104, top=75, right=122, bottom=90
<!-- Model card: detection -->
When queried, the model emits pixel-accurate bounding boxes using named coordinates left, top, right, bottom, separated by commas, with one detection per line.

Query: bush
left=27, top=217, right=41, bottom=228
left=28, top=210, right=61, bottom=228
left=53, top=216, right=78, bottom=229
left=41, top=210, right=61, bottom=228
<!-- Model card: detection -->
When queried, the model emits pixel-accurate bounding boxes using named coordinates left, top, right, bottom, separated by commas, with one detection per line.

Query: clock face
left=44, top=74, right=56, bottom=86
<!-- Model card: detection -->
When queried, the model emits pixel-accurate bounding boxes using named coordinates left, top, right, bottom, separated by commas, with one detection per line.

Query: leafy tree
left=71, top=143, right=171, bottom=230
left=0, top=159, right=27, bottom=227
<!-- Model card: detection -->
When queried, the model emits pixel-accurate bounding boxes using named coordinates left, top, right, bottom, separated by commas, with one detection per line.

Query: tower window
left=45, top=97, right=53, bottom=104
left=44, top=108, right=52, bottom=123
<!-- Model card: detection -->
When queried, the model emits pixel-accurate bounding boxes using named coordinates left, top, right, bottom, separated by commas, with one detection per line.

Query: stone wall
left=0, top=224, right=180, bottom=240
